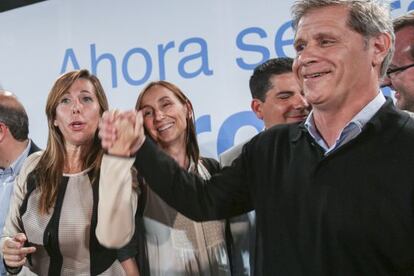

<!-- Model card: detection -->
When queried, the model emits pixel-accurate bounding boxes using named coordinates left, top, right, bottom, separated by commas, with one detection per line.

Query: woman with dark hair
left=1, top=69, right=131, bottom=275
left=97, top=81, right=232, bottom=275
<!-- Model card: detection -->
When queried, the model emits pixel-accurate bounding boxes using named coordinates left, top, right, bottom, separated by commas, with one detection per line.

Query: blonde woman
left=1, top=70, right=132, bottom=275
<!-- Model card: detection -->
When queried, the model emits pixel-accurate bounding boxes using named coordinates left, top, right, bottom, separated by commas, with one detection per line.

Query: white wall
left=0, top=0, right=412, bottom=157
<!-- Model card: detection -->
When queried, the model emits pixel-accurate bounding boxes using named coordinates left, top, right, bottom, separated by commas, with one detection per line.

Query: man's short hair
left=249, top=57, right=294, bottom=101
left=291, top=0, right=395, bottom=78
left=0, top=96, right=29, bottom=141
left=393, top=11, right=414, bottom=32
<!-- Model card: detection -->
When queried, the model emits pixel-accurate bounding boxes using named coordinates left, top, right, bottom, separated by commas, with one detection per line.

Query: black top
left=134, top=99, right=414, bottom=275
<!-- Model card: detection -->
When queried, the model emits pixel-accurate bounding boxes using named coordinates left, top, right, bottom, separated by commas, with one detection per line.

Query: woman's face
left=53, top=78, right=101, bottom=147
left=140, top=85, right=190, bottom=148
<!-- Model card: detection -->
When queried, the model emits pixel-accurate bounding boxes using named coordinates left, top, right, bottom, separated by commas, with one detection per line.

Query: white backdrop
left=0, top=0, right=412, bottom=158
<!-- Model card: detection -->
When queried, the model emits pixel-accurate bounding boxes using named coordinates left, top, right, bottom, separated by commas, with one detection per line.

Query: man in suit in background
left=0, top=91, right=40, bottom=276
left=220, top=57, right=309, bottom=275
left=381, top=11, right=414, bottom=112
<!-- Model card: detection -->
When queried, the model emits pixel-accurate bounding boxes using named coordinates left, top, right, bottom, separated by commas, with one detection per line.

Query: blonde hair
left=34, top=69, right=108, bottom=214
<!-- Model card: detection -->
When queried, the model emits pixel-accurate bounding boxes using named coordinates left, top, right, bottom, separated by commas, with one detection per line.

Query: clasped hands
left=99, top=109, right=145, bottom=157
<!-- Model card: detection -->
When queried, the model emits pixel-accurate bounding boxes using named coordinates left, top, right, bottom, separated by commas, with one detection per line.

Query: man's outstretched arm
left=99, top=109, right=253, bottom=221
left=134, top=137, right=253, bottom=221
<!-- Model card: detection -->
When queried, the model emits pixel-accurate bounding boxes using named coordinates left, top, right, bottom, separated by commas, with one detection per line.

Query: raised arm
left=133, top=138, right=253, bottom=221
left=96, top=113, right=140, bottom=248
left=96, top=154, right=138, bottom=248
left=99, top=109, right=253, bottom=222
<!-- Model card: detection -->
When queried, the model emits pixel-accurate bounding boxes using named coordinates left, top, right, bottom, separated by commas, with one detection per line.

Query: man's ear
left=251, top=99, right=264, bottom=120
left=371, top=32, right=392, bottom=69
left=0, top=122, right=7, bottom=142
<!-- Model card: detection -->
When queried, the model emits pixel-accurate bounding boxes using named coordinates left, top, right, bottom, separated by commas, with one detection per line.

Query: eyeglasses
left=386, top=63, right=414, bottom=79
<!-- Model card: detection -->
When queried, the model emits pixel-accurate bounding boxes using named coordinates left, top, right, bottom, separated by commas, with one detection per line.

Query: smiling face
left=53, top=78, right=101, bottom=147
left=252, top=72, right=309, bottom=128
left=292, top=5, right=379, bottom=111
left=388, top=26, right=414, bottom=111
left=140, top=85, right=191, bottom=149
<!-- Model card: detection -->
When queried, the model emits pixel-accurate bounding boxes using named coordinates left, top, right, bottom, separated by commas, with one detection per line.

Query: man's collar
left=8, top=139, right=31, bottom=175
left=304, top=92, right=385, bottom=139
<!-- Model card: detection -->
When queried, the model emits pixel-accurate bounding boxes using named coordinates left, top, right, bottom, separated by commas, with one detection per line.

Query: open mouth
left=69, top=121, right=85, bottom=130
left=157, top=122, right=174, bottom=133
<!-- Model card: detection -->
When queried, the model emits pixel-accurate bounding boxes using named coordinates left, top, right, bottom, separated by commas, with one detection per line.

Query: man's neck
left=312, top=93, right=378, bottom=148
left=0, top=139, right=29, bottom=168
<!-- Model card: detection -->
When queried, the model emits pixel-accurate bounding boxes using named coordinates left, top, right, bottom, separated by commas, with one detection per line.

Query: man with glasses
left=382, top=11, right=414, bottom=111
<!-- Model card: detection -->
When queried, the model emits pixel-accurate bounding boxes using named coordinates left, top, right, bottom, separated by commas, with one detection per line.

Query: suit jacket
left=28, top=140, right=41, bottom=155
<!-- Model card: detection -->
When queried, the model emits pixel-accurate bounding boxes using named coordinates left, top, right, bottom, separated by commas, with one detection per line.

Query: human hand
left=99, top=109, right=119, bottom=150
left=110, top=110, right=145, bottom=156
left=2, top=233, right=36, bottom=268
left=128, top=110, right=146, bottom=155
left=99, top=109, right=146, bottom=157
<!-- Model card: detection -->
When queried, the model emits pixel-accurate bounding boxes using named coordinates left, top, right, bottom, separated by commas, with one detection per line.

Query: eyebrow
left=314, top=32, right=336, bottom=39
left=293, top=38, right=305, bottom=48
left=79, top=90, right=92, bottom=94
left=140, top=104, right=152, bottom=110
left=274, top=90, right=295, bottom=97
left=62, top=90, right=93, bottom=96
left=295, top=31, right=338, bottom=43
left=158, top=96, right=171, bottom=102
left=141, top=95, right=173, bottom=109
